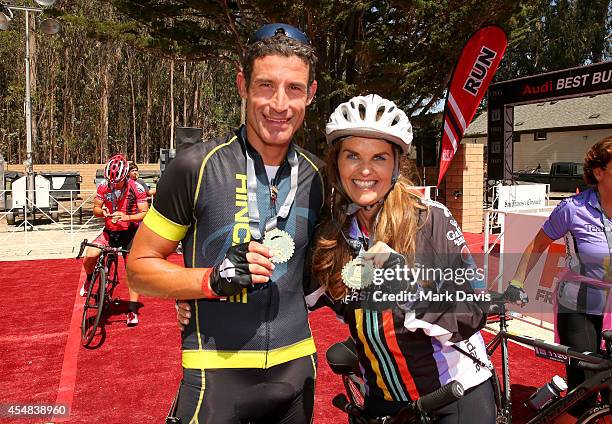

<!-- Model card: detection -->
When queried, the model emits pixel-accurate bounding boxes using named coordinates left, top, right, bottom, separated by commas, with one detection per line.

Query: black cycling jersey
left=144, top=125, right=324, bottom=370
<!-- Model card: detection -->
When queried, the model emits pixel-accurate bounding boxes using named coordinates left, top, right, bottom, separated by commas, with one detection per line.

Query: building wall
left=513, top=128, right=611, bottom=171
left=444, top=142, right=484, bottom=233
left=464, top=127, right=612, bottom=172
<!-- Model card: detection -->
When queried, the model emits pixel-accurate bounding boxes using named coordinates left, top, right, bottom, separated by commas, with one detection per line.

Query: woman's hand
left=176, top=301, right=191, bottom=331
left=364, top=241, right=394, bottom=268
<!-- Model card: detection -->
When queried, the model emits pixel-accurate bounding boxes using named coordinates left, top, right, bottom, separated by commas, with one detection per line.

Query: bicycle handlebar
left=416, top=381, right=464, bottom=413
left=332, top=381, right=464, bottom=423
left=76, top=239, right=130, bottom=259
left=332, top=394, right=365, bottom=419
left=576, top=359, right=612, bottom=371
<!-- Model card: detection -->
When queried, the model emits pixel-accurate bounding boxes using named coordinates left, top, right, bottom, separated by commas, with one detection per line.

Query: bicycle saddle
left=235, top=382, right=297, bottom=422
left=326, top=337, right=361, bottom=375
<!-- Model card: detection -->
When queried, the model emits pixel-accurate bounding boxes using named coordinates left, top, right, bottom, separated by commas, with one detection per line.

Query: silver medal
left=341, top=256, right=374, bottom=290
left=263, top=228, right=295, bottom=264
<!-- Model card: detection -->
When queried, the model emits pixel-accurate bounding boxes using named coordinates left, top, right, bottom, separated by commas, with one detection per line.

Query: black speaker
left=159, top=148, right=176, bottom=175
left=413, top=133, right=438, bottom=167
left=175, top=127, right=203, bottom=152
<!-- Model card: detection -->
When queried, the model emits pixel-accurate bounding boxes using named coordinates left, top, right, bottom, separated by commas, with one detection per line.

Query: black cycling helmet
left=248, top=23, right=310, bottom=45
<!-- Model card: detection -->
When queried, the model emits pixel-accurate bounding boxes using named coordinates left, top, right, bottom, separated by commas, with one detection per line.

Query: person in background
left=81, top=154, right=148, bottom=326
left=505, top=135, right=612, bottom=420
left=128, top=161, right=156, bottom=197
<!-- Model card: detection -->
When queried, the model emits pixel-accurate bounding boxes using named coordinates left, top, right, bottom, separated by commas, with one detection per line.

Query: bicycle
left=485, top=292, right=612, bottom=423
left=326, top=338, right=465, bottom=423
left=76, top=239, right=129, bottom=347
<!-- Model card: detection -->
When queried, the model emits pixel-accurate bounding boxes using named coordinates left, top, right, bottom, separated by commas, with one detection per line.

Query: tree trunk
left=146, top=67, right=151, bottom=162
left=183, top=61, right=187, bottom=126
left=100, top=61, right=110, bottom=162
left=62, top=48, right=70, bottom=164
left=129, top=53, right=137, bottom=162
left=170, top=60, right=175, bottom=149
left=193, top=69, right=200, bottom=126
left=49, top=72, right=55, bottom=163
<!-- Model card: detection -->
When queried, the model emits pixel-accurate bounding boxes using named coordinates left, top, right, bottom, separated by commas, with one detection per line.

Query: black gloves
left=503, top=282, right=529, bottom=306
left=209, top=242, right=253, bottom=296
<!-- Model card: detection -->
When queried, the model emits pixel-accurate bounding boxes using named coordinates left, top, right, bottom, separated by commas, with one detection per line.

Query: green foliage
left=0, top=0, right=609, bottom=163
left=498, top=0, right=611, bottom=80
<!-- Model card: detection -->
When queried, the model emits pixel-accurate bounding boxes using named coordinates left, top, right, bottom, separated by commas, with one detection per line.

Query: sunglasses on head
left=248, top=23, right=310, bottom=45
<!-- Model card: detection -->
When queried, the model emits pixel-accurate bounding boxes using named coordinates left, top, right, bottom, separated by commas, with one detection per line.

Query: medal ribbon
left=110, top=183, right=127, bottom=214
left=242, top=134, right=299, bottom=241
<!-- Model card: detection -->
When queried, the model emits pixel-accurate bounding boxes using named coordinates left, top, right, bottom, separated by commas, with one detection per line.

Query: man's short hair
left=128, top=161, right=138, bottom=172
left=242, top=34, right=317, bottom=89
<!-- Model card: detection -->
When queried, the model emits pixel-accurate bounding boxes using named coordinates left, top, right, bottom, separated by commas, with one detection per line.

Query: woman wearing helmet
left=81, top=154, right=149, bottom=326
left=310, top=94, right=495, bottom=422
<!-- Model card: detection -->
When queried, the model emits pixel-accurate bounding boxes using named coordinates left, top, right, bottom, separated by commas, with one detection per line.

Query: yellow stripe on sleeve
left=143, top=205, right=189, bottom=242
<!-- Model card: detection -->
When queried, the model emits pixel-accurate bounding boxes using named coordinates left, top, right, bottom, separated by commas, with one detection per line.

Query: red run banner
left=437, top=25, right=508, bottom=187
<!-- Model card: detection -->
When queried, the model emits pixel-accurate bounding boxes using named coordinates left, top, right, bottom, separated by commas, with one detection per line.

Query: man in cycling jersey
left=128, top=161, right=156, bottom=197
left=81, top=154, right=149, bottom=326
left=127, top=24, right=323, bottom=423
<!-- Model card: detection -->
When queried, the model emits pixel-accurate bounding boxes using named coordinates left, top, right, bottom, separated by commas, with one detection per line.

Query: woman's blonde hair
left=311, top=140, right=426, bottom=300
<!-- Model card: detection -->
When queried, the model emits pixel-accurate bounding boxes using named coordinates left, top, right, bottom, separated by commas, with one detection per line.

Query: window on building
left=512, top=133, right=521, bottom=143
left=534, top=131, right=547, bottom=140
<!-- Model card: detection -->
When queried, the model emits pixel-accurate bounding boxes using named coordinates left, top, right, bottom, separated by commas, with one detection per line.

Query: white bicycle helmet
left=325, top=94, right=413, bottom=154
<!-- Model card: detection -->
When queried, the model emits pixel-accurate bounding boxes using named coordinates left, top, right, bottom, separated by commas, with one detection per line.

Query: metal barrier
left=0, top=189, right=103, bottom=257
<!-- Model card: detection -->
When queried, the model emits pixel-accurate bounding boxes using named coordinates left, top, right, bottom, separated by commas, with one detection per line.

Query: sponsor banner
left=495, top=184, right=548, bottom=211
left=489, top=60, right=612, bottom=106
left=502, top=211, right=563, bottom=323
left=437, top=25, right=508, bottom=186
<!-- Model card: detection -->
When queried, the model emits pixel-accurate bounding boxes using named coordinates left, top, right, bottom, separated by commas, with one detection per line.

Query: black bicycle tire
left=576, top=404, right=611, bottom=424
left=81, top=267, right=106, bottom=346
left=104, top=254, right=119, bottom=303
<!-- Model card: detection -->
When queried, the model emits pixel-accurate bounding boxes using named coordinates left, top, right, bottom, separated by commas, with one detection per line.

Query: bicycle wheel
left=104, top=254, right=119, bottom=303
left=81, top=268, right=106, bottom=347
left=577, top=404, right=611, bottom=424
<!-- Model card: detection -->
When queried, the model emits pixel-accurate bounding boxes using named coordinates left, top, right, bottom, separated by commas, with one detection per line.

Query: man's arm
left=116, top=200, right=148, bottom=223
left=127, top=224, right=205, bottom=299
left=92, top=198, right=109, bottom=218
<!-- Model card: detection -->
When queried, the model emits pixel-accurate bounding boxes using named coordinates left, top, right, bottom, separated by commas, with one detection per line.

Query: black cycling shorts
left=93, top=226, right=138, bottom=251
left=174, top=354, right=316, bottom=424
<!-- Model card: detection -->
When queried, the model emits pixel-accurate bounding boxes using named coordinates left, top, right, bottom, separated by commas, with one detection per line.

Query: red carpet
left=0, top=255, right=565, bottom=423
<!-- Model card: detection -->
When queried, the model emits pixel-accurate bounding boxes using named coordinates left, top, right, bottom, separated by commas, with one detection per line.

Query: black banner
left=487, top=61, right=612, bottom=181
left=490, top=61, right=612, bottom=106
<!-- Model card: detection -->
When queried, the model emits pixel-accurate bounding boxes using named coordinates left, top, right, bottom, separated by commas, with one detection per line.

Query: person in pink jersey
left=80, top=154, right=149, bottom=326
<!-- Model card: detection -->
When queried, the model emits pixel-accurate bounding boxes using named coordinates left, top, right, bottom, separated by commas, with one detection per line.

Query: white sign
left=496, top=184, right=548, bottom=211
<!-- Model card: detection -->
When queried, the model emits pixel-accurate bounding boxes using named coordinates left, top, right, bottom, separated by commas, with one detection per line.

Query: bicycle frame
left=486, top=300, right=612, bottom=424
